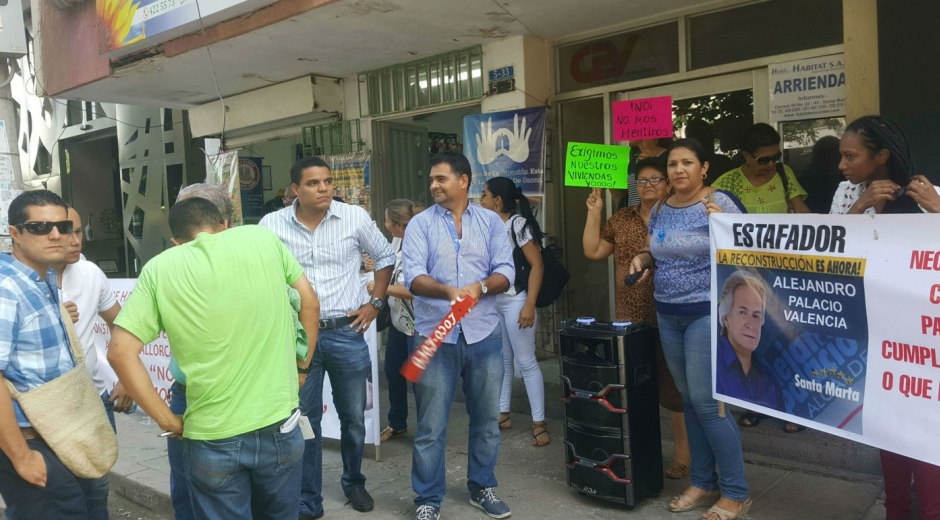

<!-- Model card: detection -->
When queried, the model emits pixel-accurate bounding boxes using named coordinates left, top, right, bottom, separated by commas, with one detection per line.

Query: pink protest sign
left=612, top=96, right=673, bottom=141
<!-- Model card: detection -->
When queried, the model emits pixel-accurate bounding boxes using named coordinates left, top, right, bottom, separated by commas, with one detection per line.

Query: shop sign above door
left=768, top=54, right=845, bottom=122
left=97, top=0, right=252, bottom=57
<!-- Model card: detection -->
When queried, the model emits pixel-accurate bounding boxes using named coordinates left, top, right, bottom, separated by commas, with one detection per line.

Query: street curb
left=108, top=470, right=174, bottom=519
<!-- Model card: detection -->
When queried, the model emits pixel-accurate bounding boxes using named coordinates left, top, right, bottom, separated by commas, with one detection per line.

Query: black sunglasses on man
left=14, top=220, right=74, bottom=235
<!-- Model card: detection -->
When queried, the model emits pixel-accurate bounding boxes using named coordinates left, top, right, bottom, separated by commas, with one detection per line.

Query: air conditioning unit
left=0, top=0, right=27, bottom=59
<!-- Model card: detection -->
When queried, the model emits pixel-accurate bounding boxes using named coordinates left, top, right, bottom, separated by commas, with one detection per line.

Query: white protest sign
left=95, top=277, right=382, bottom=446
left=711, top=213, right=940, bottom=465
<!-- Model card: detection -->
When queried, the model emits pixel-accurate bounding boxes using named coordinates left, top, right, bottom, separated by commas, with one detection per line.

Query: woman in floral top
left=583, top=157, right=690, bottom=479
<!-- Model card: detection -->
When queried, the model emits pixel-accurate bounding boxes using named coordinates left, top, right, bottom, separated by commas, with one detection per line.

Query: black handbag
left=509, top=217, right=570, bottom=308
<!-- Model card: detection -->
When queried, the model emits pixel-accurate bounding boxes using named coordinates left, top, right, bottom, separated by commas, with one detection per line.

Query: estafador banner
left=710, top=214, right=940, bottom=465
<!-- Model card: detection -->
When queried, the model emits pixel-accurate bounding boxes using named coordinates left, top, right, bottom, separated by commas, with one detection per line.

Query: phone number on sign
left=141, top=0, right=189, bottom=21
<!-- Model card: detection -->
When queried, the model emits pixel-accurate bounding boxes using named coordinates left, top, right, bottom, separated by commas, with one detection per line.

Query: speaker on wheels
left=559, top=318, right=663, bottom=508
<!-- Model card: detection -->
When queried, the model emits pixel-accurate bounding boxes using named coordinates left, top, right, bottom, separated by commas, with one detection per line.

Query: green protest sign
left=564, top=142, right=630, bottom=188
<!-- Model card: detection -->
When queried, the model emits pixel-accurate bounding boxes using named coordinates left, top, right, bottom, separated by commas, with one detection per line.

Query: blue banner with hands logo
left=463, top=107, right=546, bottom=198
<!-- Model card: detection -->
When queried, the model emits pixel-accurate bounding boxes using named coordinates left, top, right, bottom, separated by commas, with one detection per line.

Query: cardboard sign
left=564, top=142, right=630, bottom=188
left=710, top=213, right=940, bottom=466
left=612, top=96, right=673, bottom=141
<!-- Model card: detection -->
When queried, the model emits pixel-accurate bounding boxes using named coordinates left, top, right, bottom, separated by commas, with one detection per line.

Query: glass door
left=618, top=71, right=759, bottom=182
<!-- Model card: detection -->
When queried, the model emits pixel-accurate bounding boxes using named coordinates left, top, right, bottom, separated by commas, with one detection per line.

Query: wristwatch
left=478, top=280, right=488, bottom=295
left=369, top=297, right=385, bottom=310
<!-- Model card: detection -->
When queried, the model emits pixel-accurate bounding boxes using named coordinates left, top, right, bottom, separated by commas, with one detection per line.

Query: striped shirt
left=402, top=203, right=515, bottom=344
left=0, top=254, right=75, bottom=427
left=260, top=200, right=395, bottom=318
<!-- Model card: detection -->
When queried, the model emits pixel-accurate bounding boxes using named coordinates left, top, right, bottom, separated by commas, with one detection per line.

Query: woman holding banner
left=831, top=115, right=940, bottom=520
left=583, top=156, right=692, bottom=478
left=478, top=177, right=550, bottom=447
left=628, top=139, right=752, bottom=520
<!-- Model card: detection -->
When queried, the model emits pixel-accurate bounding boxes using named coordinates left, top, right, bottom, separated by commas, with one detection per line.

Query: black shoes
left=346, top=487, right=375, bottom=512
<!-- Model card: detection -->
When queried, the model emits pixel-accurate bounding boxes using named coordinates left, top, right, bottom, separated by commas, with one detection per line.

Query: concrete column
left=843, top=0, right=879, bottom=120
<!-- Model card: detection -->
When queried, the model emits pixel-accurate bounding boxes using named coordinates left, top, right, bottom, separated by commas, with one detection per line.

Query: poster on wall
left=463, top=107, right=546, bottom=199
left=239, top=157, right=265, bottom=221
left=323, top=151, right=371, bottom=212
left=94, top=277, right=383, bottom=445
left=769, top=54, right=845, bottom=122
left=0, top=188, right=23, bottom=235
left=205, top=150, right=244, bottom=225
left=711, top=213, right=940, bottom=465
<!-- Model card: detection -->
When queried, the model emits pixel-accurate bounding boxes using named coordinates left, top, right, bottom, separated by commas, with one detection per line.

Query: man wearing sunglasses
left=712, top=123, right=811, bottom=214
left=0, top=190, right=111, bottom=520
left=55, top=208, right=125, bottom=432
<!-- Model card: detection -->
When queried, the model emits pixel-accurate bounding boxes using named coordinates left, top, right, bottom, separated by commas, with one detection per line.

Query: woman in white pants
left=479, top=176, right=548, bottom=447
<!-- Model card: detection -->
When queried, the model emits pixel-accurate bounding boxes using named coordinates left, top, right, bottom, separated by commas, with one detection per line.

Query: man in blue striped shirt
left=260, top=156, right=394, bottom=519
left=402, top=153, right=515, bottom=520
left=0, top=190, right=110, bottom=520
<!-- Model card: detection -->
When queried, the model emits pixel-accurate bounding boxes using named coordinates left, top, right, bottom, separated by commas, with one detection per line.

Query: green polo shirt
left=115, top=225, right=304, bottom=440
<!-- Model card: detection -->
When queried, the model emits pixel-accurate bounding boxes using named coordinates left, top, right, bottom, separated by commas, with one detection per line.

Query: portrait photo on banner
left=713, top=223, right=868, bottom=436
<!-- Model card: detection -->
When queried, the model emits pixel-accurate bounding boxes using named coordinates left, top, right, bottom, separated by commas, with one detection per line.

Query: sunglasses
left=14, top=221, right=74, bottom=235
left=636, top=177, right=666, bottom=187
left=753, top=152, right=782, bottom=166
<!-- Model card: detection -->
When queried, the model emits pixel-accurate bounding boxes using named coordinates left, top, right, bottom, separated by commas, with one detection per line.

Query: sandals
left=498, top=413, right=512, bottom=430
left=669, top=489, right=720, bottom=512
left=783, top=422, right=806, bottom=434
left=531, top=422, right=550, bottom=447
left=703, top=498, right=753, bottom=520
left=379, top=425, right=407, bottom=442
left=664, top=461, right=690, bottom=479
left=738, top=412, right=763, bottom=428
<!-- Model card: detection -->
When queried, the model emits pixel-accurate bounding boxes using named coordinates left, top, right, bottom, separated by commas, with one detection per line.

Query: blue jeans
left=167, top=382, right=195, bottom=520
left=384, top=327, right=411, bottom=430
left=100, top=391, right=116, bottom=432
left=183, top=418, right=304, bottom=520
left=657, top=312, right=748, bottom=501
left=299, top=325, right=371, bottom=518
left=411, top=328, right=503, bottom=508
left=0, top=438, right=109, bottom=520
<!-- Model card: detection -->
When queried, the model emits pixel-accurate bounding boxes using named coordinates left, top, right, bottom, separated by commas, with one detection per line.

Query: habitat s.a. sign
left=463, top=107, right=546, bottom=198
left=769, top=54, right=845, bottom=122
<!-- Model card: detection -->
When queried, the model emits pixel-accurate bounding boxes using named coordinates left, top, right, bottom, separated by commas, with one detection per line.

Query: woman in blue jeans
left=629, top=138, right=750, bottom=520
left=374, top=198, right=422, bottom=442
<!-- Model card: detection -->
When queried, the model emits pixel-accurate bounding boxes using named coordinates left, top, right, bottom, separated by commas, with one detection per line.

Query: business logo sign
left=769, top=54, right=845, bottom=122
left=463, top=107, right=546, bottom=198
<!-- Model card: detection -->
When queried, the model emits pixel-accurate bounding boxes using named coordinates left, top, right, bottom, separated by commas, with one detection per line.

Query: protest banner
left=612, top=96, right=673, bottom=141
left=564, top=142, right=630, bottom=188
left=463, top=107, right=546, bottom=198
left=95, top=277, right=383, bottom=445
left=711, top=213, right=940, bottom=465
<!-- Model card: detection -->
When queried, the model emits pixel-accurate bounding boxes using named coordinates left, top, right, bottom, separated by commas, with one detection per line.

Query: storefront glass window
left=689, top=0, right=843, bottom=70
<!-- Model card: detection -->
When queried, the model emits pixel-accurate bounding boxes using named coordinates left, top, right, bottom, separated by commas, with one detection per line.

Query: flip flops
left=703, top=498, right=753, bottom=520
left=669, top=490, right=721, bottom=512
left=498, top=413, right=512, bottom=430
left=531, top=422, right=550, bottom=447
left=738, top=412, right=763, bottom=428
left=665, top=461, right=690, bottom=479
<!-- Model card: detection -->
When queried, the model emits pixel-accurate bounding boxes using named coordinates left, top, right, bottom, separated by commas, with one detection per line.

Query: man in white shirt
left=260, top=156, right=395, bottom=519
left=54, top=208, right=125, bottom=430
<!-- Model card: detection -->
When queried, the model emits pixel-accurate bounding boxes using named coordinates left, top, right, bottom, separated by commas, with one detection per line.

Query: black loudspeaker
left=559, top=318, right=663, bottom=508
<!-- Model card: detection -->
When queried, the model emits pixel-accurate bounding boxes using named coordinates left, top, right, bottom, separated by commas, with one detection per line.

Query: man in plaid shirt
left=0, top=190, right=110, bottom=520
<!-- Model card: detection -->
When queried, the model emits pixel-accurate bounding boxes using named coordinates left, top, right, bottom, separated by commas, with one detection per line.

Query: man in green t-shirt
left=108, top=198, right=320, bottom=520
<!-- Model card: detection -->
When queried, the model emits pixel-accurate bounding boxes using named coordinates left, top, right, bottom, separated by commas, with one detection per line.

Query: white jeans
left=497, top=290, right=545, bottom=422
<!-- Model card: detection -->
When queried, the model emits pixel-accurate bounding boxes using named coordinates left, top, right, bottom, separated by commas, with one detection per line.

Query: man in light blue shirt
left=402, top=153, right=514, bottom=520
